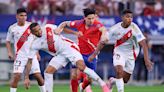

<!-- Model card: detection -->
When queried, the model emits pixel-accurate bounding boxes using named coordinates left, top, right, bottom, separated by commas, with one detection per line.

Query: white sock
left=10, top=88, right=17, bottom=92
left=44, top=73, right=53, bottom=92
left=39, top=85, right=46, bottom=92
left=116, top=78, right=124, bottom=92
left=83, top=67, right=105, bottom=86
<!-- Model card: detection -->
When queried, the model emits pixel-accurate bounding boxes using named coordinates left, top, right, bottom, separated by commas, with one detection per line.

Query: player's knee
left=10, top=73, right=21, bottom=87
left=76, top=60, right=86, bottom=71
left=45, top=65, right=56, bottom=74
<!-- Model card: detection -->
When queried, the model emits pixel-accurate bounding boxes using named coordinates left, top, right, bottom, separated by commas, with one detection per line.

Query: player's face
left=84, top=14, right=95, bottom=26
left=31, top=25, right=42, bottom=37
left=122, top=13, right=133, bottom=26
left=16, top=12, right=27, bottom=23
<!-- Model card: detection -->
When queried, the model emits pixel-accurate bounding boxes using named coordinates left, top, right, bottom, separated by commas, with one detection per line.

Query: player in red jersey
left=55, top=8, right=109, bottom=92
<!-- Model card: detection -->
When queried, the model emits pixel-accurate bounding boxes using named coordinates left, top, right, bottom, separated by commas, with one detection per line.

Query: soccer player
left=23, top=23, right=110, bottom=92
left=6, top=8, right=46, bottom=92
left=55, top=8, right=108, bottom=92
left=88, top=9, right=153, bottom=92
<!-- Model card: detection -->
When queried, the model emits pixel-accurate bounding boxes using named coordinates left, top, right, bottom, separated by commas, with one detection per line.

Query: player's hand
left=24, top=78, right=30, bottom=89
left=75, top=31, right=83, bottom=37
left=8, top=52, right=14, bottom=60
left=145, top=59, right=154, bottom=72
left=88, top=54, right=96, bottom=62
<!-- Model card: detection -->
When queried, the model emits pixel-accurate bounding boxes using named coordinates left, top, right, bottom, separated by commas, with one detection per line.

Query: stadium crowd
left=0, top=0, right=164, bottom=16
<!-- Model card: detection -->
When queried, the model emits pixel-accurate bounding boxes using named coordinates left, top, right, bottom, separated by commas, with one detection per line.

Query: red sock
left=82, top=76, right=90, bottom=89
left=71, top=79, right=78, bottom=92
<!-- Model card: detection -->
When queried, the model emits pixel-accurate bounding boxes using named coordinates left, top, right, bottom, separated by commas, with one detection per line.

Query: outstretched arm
left=55, top=21, right=70, bottom=34
left=88, top=41, right=106, bottom=62
left=139, top=39, right=153, bottom=71
left=24, top=58, right=32, bottom=89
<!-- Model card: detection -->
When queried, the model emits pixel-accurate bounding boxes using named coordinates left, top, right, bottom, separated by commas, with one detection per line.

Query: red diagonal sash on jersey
left=115, top=30, right=132, bottom=47
left=46, top=27, right=56, bottom=53
left=16, top=26, right=30, bottom=53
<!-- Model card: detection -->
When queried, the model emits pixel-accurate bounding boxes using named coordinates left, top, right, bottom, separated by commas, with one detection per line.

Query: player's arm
left=63, top=28, right=83, bottom=37
left=99, top=26, right=109, bottom=43
left=6, top=27, right=14, bottom=60
left=36, top=51, right=41, bottom=61
left=139, top=40, right=153, bottom=71
left=55, top=21, right=71, bottom=34
left=24, top=58, right=32, bottom=89
left=6, top=41, right=14, bottom=60
left=88, top=41, right=106, bottom=62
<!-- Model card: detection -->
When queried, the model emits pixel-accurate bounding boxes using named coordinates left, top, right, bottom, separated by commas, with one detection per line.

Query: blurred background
left=0, top=0, right=164, bottom=89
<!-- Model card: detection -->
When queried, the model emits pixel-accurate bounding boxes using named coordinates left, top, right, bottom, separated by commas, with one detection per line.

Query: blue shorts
left=72, top=54, right=97, bottom=71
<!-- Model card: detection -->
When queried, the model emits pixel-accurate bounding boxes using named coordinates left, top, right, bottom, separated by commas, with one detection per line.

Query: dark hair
left=121, top=9, right=133, bottom=16
left=17, top=8, right=27, bottom=14
left=83, top=8, right=96, bottom=17
left=30, top=22, right=39, bottom=32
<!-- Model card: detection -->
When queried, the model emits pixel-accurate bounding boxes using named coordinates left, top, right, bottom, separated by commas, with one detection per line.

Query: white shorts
left=113, top=52, right=135, bottom=74
left=13, top=55, right=40, bottom=74
left=49, top=47, right=83, bottom=70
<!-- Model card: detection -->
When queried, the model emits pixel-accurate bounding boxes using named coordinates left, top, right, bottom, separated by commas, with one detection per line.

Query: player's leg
left=113, top=53, right=125, bottom=92
left=10, top=73, right=21, bottom=92
left=64, top=47, right=110, bottom=92
left=79, top=54, right=96, bottom=92
left=44, top=55, right=67, bottom=92
left=122, top=59, right=135, bottom=83
left=70, top=67, right=78, bottom=92
left=123, top=72, right=131, bottom=83
left=30, top=56, right=46, bottom=92
left=75, top=60, right=110, bottom=92
left=10, top=59, right=25, bottom=92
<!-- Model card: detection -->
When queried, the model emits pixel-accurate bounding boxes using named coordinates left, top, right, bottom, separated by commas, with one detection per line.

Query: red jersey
left=70, top=19, right=103, bottom=54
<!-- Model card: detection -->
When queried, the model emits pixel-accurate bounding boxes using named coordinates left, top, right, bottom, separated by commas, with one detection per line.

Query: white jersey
left=108, top=22, right=145, bottom=59
left=28, top=24, right=79, bottom=59
left=6, top=21, right=34, bottom=58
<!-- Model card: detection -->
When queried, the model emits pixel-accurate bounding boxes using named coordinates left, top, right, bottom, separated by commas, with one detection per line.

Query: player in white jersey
left=6, top=8, right=46, bottom=92
left=88, top=9, right=153, bottom=92
left=23, top=23, right=110, bottom=92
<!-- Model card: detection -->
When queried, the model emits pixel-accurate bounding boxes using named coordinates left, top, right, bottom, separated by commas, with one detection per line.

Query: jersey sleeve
left=132, top=23, right=145, bottom=42
left=6, top=26, right=13, bottom=41
left=70, top=20, right=80, bottom=28
left=108, top=26, right=115, bottom=40
left=45, top=24, right=57, bottom=32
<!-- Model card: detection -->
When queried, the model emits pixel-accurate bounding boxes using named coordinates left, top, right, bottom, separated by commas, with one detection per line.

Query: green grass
left=0, top=84, right=164, bottom=92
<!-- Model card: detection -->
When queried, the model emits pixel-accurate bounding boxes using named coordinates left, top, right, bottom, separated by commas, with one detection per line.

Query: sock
left=10, top=88, right=17, bottom=92
left=83, top=67, right=105, bottom=86
left=116, top=78, right=124, bottom=92
left=78, top=71, right=86, bottom=80
left=39, top=85, right=46, bottom=92
left=82, top=77, right=90, bottom=89
left=85, top=85, right=92, bottom=92
left=70, top=79, right=78, bottom=92
left=44, top=73, right=53, bottom=92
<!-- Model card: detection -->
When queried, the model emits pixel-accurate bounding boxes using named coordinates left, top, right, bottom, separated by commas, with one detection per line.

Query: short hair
left=121, top=9, right=133, bottom=16
left=30, top=22, right=39, bottom=32
left=83, top=8, right=96, bottom=17
left=17, top=8, right=27, bottom=14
